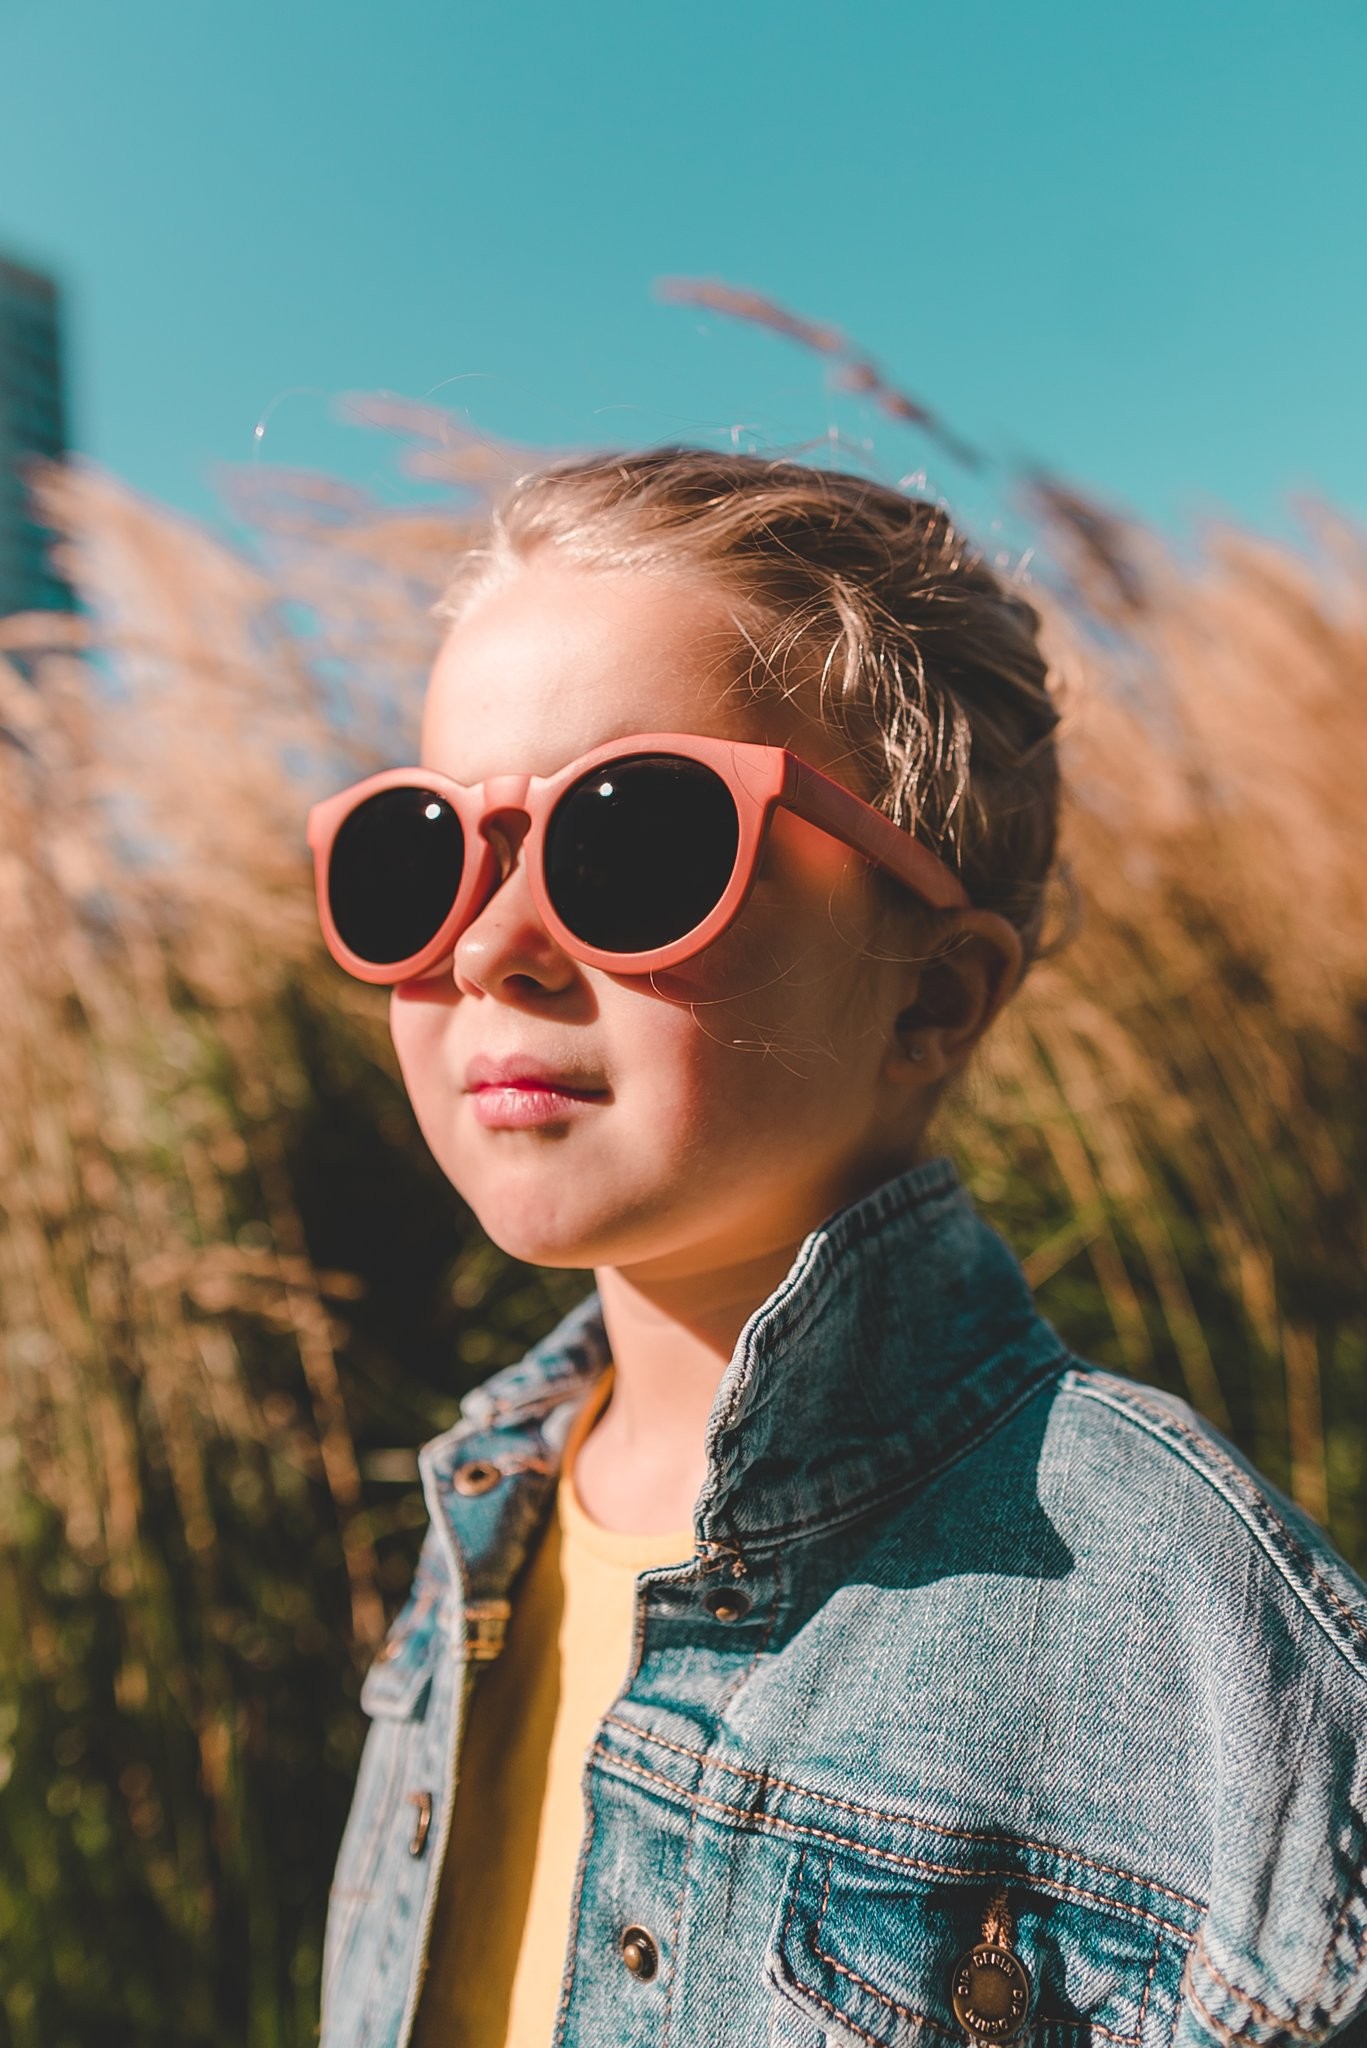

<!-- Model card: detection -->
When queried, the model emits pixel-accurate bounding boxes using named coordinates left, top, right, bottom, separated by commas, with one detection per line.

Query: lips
left=464, top=1054, right=609, bottom=1131
left=463, top=1054, right=607, bottom=1099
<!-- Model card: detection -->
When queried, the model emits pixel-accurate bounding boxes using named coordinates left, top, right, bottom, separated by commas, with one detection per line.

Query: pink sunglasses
left=306, top=730, right=971, bottom=983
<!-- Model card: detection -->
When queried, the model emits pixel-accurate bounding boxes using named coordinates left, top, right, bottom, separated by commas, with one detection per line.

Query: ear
left=885, top=910, right=1024, bottom=1087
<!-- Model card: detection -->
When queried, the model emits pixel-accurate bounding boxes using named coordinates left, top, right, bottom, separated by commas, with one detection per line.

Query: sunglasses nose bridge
left=476, top=782, right=536, bottom=882
left=481, top=802, right=533, bottom=849
left=481, top=773, right=532, bottom=812
left=475, top=774, right=532, bottom=844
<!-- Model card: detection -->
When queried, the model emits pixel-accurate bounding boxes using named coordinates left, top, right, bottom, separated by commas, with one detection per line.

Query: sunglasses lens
left=545, top=755, right=741, bottom=954
left=328, top=787, right=465, bottom=966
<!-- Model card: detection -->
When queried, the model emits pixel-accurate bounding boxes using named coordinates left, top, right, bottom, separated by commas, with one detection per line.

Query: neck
left=572, top=1240, right=804, bottom=1535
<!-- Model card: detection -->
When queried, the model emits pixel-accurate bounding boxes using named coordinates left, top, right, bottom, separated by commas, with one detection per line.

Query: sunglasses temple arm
left=781, top=756, right=971, bottom=912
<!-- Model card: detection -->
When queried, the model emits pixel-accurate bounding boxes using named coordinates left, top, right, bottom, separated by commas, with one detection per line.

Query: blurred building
left=0, top=254, right=74, bottom=615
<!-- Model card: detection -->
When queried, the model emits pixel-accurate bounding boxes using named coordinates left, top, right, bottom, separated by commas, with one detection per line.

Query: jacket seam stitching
left=805, top=1892, right=1162, bottom=2047
left=659, top=1545, right=785, bottom=2048
left=1191, top=1897, right=1367, bottom=2041
left=810, top=1856, right=1165, bottom=2046
left=1067, top=1377, right=1367, bottom=1671
left=1126, top=1929, right=1164, bottom=2046
left=815, top=1919, right=959, bottom=2036
left=659, top=1793, right=695, bottom=2048
left=786, top=1976, right=899, bottom=2048
left=1302, top=1831, right=1367, bottom=2017
left=431, top=1373, right=591, bottom=1449
left=1182, top=1946, right=1282, bottom=2048
left=591, top=1743, right=1195, bottom=1940
left=600, top=1712, right=1204, bottom=1917
left=811, top=1856, right=965, bottom=2041
left=710, top=1173, right=963, bottom=1387
left=704, top=1356, right=1069, bottom=1553
left=777, top=1849, right=920, bottom=2048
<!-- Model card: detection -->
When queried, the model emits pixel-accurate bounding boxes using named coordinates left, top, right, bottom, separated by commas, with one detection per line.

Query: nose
left=450, top=809, right=575, bottom=1000
left=482, top=806, right=532, bottom=878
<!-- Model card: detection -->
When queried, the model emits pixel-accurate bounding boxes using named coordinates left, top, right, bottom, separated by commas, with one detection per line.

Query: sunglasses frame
left=306, top=730, right=972, bottom=985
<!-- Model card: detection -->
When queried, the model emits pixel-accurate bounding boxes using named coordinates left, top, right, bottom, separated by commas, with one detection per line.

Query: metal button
left=452, top=1459, right=502, bottom=1497
left=949, top=1941, right=1031, bottom=2041
left=406, top=1790, right=433, bottom=1858
left=702, top=1586, right=752, bottom=1622
left=951, top=1888, right=1031, bottom=2042
left=620, top=1925, right=658, bottom=1981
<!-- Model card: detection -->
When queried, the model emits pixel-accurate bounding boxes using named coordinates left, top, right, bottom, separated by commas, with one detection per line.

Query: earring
left=907, top=1042, right=926, bottom=1063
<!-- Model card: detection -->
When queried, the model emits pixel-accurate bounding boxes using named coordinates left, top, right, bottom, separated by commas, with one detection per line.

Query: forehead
left=421, top=558, right=791, bottom=780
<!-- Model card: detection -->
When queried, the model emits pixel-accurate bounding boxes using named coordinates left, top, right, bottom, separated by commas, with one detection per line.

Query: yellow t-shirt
left=411, top=1370, right=692, bottom=2048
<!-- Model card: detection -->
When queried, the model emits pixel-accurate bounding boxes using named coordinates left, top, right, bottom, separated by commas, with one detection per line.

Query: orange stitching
left=1132, top=1922, right=1163, bottom=2042
left=1302, top=1850, right=1367, bottom=2010
left=592, top=1745, right=1193, bottom=1941
left=599, top=1712, right=1204, bottom=1916
left=703, top=1361, right=1065, bottom=1551
left=780, top=1972, right=900, bottom=2048
left=808, top=1933, right=960, bottom=2041
left=1029, top=1926, right=1163, bottom=2047
left=1076, top=1381, right=1367, bottom=1657
left=658, top=1775, right=694, bottom=2048
left=658, top=1799, right=692, bottom=2048
left=1191, top=1925, right=1346, bottom=2043
left=1183, top=1949, right=1256, bottom=2048
left=1166, top=1947, right=1185, bottom=2048
left=658, top=1546, right=782, bottom=2048
left=1192, top=1927, right=1288, bottom=2033
left=808, top=1866, right=1165, bottom=2046
left=780, top=1844, right=808, bottom=1971
left=1181, top=1929, right=1367, bottom=2048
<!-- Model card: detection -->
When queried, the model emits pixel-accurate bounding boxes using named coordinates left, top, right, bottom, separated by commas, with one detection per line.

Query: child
left=306, top=448, right=1367, bottom=2048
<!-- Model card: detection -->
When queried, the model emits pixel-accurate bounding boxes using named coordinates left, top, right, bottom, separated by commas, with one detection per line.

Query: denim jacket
left=320, top=1155, right=1367, bottom=2048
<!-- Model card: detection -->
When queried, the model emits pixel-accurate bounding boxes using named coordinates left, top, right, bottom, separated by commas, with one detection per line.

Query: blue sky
left=2, top=0, right=1364, bottom=557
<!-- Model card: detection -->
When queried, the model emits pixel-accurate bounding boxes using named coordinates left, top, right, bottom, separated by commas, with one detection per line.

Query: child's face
left=390, top=558, right=931, bottom=1283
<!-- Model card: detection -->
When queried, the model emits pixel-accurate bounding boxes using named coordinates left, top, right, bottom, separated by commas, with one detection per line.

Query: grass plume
left=0, top=305, right=1363, bottom=2038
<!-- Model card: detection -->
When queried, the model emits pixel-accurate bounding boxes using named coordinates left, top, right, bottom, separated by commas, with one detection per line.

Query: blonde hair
left=438, top=445, right=1066, bottom=975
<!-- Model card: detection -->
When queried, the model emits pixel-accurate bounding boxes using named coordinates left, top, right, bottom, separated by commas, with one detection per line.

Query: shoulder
left=1032, top=1361, right=1367, bottom=2038
left=1047, top=1360, right=1367, bottom=1681
left=440, top=1287, right=608, bottom=1435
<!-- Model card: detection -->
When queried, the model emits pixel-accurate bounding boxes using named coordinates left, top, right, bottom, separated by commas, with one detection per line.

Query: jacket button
left=702, top=1587, right=752, bottom=1622
left=949, top=1940, right=1031, bottom=2041
left=452, top=1459, right=502, bottom=1496
left=620, top=1925, right=658, bottom=1981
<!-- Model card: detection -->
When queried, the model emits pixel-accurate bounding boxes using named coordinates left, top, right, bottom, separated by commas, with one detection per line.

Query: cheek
left=388, top=993, right=454, bottom=1139
left=602, top=991, right=723, bottom=1128
left=645, top=905, right=873, bottom=1107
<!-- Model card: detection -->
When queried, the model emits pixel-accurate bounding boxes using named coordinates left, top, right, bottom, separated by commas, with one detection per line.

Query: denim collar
left=440, top=1154, right=1069, bottom=1561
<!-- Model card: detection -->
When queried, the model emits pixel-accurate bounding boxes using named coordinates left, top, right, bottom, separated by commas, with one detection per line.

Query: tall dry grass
left=0, top=329, right=1364, bottom=2042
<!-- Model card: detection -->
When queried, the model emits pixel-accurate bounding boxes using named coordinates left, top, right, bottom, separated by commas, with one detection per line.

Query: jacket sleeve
left=1169, top=1461, right=1367, bottom=2048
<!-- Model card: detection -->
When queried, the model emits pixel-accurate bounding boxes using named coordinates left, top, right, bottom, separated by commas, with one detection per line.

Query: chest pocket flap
left=766, top=1846, right=1180, bottom=2048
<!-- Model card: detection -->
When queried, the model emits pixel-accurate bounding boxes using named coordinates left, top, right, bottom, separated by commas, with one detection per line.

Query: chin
left=458, top=1174, right=610, bottom=1271
left=482, top=1218, right=598, bottom=1269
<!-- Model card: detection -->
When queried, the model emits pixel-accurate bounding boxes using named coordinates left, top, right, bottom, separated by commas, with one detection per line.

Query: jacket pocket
left=765, top=1845, right=1179, bottom=2048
